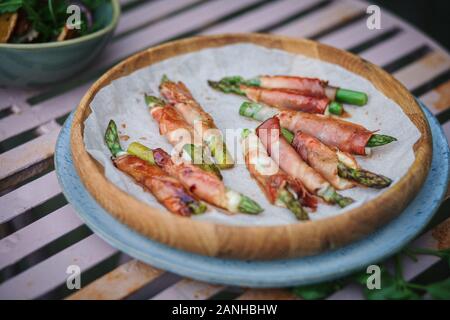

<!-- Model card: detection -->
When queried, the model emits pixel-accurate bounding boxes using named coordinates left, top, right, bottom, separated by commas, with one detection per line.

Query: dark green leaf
left=426, top=278, right=450, bottom=300
left=0, top=0, right=23, bottom=14
left=292, top=281, right=343, bottom=300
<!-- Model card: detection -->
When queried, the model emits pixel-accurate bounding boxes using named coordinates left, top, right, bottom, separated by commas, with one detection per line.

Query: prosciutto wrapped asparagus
left=149, top=147, right=263, bottom=215
left=145, top=95, right=221, bottom=179
left=256, top=117, right=354, bottom=208
left=208, top=78, right=344, bottom=115
left=211, top=75, right=368, bottom=106
left=104, top=120, right=206, bottom=216
left=159, top=75, right=234, bottom=169
left=281, top=129, right=392, bottom=189
left=240, top=102, right=396, bottom=156
left=241, top=129, right=316, bottom=220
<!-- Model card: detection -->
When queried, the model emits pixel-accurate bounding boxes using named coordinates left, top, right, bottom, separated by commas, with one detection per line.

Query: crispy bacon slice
left=242, top=132, right=317, bottom=209
left=278, top=110, right=374, bottom=155
left=256, top=117, right=330, bottom=195
left=240, top=85, right=330, bottom=114
left=259, top=75, right=330, bottom=98
left=292, top=131, right=355, bottom=190
left=114, top=155, right=198, bottom=216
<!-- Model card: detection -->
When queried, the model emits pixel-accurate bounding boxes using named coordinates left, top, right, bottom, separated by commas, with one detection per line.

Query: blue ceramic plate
left=55, top=102, right=449, bottom=288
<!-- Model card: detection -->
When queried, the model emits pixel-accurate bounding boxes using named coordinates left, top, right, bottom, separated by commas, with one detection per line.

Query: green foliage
left=0, top=0, right=23, bottom=13
left=292, top=247, right=450, bottom=300
left=0, top=0, right=108, bottom=43
left=292, top=281, right=344, bottom=300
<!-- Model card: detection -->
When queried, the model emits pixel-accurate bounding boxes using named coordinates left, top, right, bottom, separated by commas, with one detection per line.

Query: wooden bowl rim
left=70, top=33, right=432, bottom=260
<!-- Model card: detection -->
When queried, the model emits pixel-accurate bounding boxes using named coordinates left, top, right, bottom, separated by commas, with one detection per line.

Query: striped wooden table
left=0, top=0, right=448, bottom=300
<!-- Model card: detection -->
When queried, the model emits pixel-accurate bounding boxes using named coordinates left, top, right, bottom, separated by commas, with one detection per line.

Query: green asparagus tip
left=321, top=186, right=354, bottom=208
left=366, top=134, right=397, bottom=148
left=161, top=74, right=170, bottom=84
left=127, top=142, right=155, bottom=164
left=188, top=201, right=207, bottom=215
left=277, top=188, right=309, bottom=220
left=182, top=144, right=222, bottom=179
left=104, top=120, right=123, bottom=157
left=239, top=101, right=261, bottom=117
left=241, top=128, right=251, bottom=139
left=328, top=101, right=344, bottom=115
left=333, top=192, right=354, bottom=208
left=144, top=94, right=165, bottom=108
left=337, top=162, right=392, bottom=189
left=281, top=127, right=294, bottom=144
left=207, top=79, right=245, bottom=96
left=335, top=88, right=368, bottom=106
left=238, top=194, right=263, bottom=214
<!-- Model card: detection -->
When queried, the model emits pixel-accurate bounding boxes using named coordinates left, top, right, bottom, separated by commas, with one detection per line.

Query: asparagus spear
left=240, top=102, right=397, bottom=149
left=277, top=187, right=309, bottom=220
left=235, top=193, right=264, bottom=215
left=144, top=94, right=223, bottom=177
left=159, top=77, right=235, bottom=169
left=209, top=79, right=344, bottom=115
left=104, top=120, right=207, bottom=215
left=212, top=76, right=368, bottom=106
left=241, top=129, right=310, bottom=220
left=152, top=147, right=263, bottom=215
left=319, top=185, right=354, bottom=208
left=104, top=119, right=124, bottom=157
left=337, top=162, right=392, bottom=188
left=281, top=127, right=392, bottom=189
left=366, top=134, right=397, bottom=147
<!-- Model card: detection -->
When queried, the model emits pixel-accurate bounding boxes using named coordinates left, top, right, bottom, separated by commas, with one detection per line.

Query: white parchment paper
left=83, top=44, right=421, bottom=226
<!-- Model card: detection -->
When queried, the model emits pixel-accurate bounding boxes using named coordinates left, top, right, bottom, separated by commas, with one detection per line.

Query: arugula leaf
left=0, top=0, right=23, bottom=13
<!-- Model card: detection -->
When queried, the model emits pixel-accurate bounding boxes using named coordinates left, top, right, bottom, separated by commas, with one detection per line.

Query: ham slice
left=259, top=75, right=329, bottom=98
left=150, top=104, right=195, bottom=148
left=153, top=148, right=229, bottom=210
left=114, top=155, right=196, bottom=216
left=278, top=110, right=374, bottom=155
left=241, top=85, right=330, bottom=114
left=256, top=117, right=329, bottom=194
left=242, top=132, right=317, bottom=209
left=292, top=131, right=355, bottom=190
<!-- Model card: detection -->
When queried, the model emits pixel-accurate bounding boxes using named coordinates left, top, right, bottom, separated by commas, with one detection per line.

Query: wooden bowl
left=70, top=33, right=432, bottom=260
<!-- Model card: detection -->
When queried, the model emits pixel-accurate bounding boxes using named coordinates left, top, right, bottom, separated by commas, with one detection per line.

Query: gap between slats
left=0, top=234, right=117, bottom=299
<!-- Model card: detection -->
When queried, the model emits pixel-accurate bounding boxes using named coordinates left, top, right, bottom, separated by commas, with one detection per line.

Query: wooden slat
left=114, top=0, right=201, bottom=36
left=393, top=52, right=450, bottom=93
left=360, top=32, right=428, bottom=68
left=203, top=0, right=321, bottom=35
left=420, top=80, right=450, bottom=113
left=0, top=127, right=59, bottom=191
left=0, top=234, right=117, bottom=299
left=319, top=14, right=398, bottom=50
left=273, top=0, right=364, bottom=38
left=152, top=279, right=224, bottom=300
left=0, top=171, right=60, bottom=224
left=0, top=205, right=83, bottom=270
left=67, top=260, right=162, bottom=300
